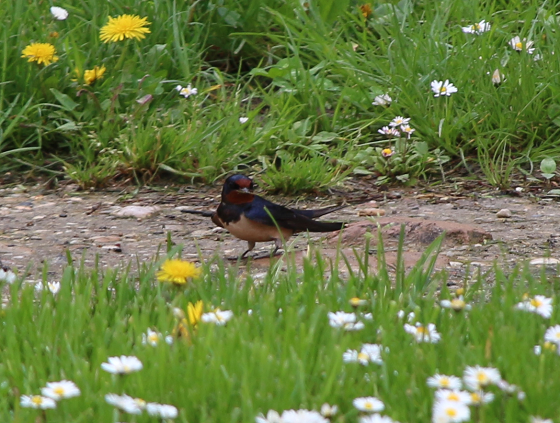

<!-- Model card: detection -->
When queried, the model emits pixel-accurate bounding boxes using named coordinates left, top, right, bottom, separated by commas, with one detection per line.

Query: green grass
left=1, top=237, right=560, bottom=422
left=2, top=0, right=560, bottom=190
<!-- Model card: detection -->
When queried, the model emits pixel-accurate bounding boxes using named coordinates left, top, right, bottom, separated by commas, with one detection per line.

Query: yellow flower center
left=476, top=373, right=489, bottom=384
left=349, top=297, right=363, bottom=306
left=54, top=387, right=65, bottom=395
left=473, top=24, right=481, bottom=30
left=440, top=378, right=450, bottom=387
left=32, top=396, right=43, bottom=405
left=516, top=42, right=523, bottom=50
left=445, top=408, right=457, bottom=417
left=471, top=393, right=481, bottom=403
left=530, top=298, right=542, bottom=307
left=448, top=393, right=459, bottom=401
left=441, top=86, right=447, bottom=93
left=364, top=402, right=374, bottom=410
left=358, top=352, right=369, bottom=361
left=416, top=326, right=428, bottom=335
left=148, top=334, right=159, bottom=343
left=382, top=148, right=393, bottom=156
left=451, top=298, right=465, bottom=309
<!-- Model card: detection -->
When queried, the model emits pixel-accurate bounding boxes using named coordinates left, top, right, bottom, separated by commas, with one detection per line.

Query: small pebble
left=496, top=208, right=512, bottom=218
left=357, top=208, right=386, bottom=217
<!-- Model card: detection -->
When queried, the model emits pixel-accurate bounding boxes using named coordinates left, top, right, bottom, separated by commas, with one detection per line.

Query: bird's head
left=221, top=174, right=255, bottom=204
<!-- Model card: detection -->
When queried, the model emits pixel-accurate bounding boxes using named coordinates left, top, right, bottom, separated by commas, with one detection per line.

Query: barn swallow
left=210, top=174, right=346, bottom=258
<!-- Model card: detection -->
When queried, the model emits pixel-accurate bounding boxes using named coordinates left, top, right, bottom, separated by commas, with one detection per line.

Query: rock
left=496, top=208, right=512, bottom=218
left=328, top=217, right=492, bottom=247
left=357, top=208, right=386, bottom=217
left=163, top=224, right=183, bottom=231
left=529, top=258, right=560, bottom=266
left=90, top=236, right=122, bottom=243
left=111, top=206, right=160, bottom=219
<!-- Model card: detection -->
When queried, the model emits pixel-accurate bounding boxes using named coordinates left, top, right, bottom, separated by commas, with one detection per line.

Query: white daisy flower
left=372, top=94, right=392, bottom=106
left=105, top=393, right=144, bottom=414
left=404, top=322, right=441, bottom=343
left=41, top=380, right=80, bottom=400
left=515, top=295, right=552, bottom=318
left=146, top=402, right=179, bottom=419
left=463, top=366, right=501, bottom=391
left=201, top=309, right=234, bottom=325
left=389, top=116, right=410, bottom=127
left=435, top=389, right=472, bottom=405
left=531, top=417, right=553, bottom=423
left=352, top=397, right=385, bottom=413
left=461, top=20, right=491, bottom=34
left=20, top=395, right=57, bottom=409
left=101, top=355, right=143, bottom=374
left=343, top=349, right=359, bottom=363
left=328, top=311, right=357, bottom=327
left=255, top=410, right=283, bottom=423
left=48, top=281, right=61, bottom=294
left=400, top=124, right=415, bottom=138
left=431, top=80, right=458, bottom=97
left=320, top=403, right=338, bottom=418
left=440, top=296, right=472, bottom=311
left=509, top=36, right=535, bottom=54
left=175, top=84, right=198, bottom=98
left=142, top=329, right=163, bottom=346
left=468, top=390, right=494, bottom=405
left=50, top=6, right=69, bottom=20
left=343, top=344, right=383, bottom=365
left=0, top=267, right=16, bottom=284
left=345, top=321, right=365, bottom=331
left=239, top=117, right=249, bottom=124
left=359, top=414, right=398, bottom=423
left=281, top=409, right=329, bottom=423
left=544, top=325, right=560, bottom=344
left=432, top=400, right=470, bottom=423
left=427, top=374, right=463, bottom=390
left=360, top=344, right=383, bottom=364
left=378, top=126, right=400, bottom=137
left=491, top=69, right=504, bottom=85
left=349, top=297, right=368, bottom=307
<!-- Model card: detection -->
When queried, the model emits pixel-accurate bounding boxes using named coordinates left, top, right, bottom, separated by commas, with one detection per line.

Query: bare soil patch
left=1, top=181, right=559, bottom=284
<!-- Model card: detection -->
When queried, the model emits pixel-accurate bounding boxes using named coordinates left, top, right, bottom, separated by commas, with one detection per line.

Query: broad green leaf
left=50, top=88, right=78, bottom=112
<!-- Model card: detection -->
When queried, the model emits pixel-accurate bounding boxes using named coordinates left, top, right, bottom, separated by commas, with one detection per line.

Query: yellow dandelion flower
left=157, top=259, right=201, bottom=285
left=172, top=301, right=204, bottom=341
left=84, top=65, right=107, bottom=85
left=172, top=318, right=190, bottom=340
left=360, top=4, right=373, bottom=18
left=187, top=300, right=204, bottom=326
left=99, top=14, right=151, bottom=43
left=21, top=43, right=59, bottom=66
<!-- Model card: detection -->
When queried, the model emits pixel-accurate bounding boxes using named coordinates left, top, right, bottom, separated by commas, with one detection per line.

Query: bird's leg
left=270, top=238, right=284, bottom=257
left=240, top=241, right=256, bottom=259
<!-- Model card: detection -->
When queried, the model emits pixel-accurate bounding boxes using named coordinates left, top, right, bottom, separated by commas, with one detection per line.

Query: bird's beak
left=238, top=187, right=252, bottom=194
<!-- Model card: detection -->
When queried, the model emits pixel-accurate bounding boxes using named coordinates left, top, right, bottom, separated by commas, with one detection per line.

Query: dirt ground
left=1, top=179, right=559, bottom=285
